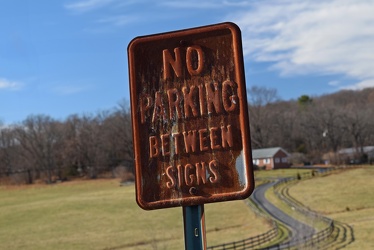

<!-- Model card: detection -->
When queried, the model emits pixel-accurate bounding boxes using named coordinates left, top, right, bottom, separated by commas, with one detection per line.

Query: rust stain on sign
left=128, top=22, right=254, bottom=210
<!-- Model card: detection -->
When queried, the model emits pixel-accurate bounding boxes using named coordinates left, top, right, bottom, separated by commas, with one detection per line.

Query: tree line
left=1, top=88, right=373, bottom=184
left=248, top=86, right=374, bottom=165
left=0, top=100, right=133, bottom=184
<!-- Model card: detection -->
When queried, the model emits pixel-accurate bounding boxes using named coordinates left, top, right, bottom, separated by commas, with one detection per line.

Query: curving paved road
left=251, top=180, right=315, bottom=246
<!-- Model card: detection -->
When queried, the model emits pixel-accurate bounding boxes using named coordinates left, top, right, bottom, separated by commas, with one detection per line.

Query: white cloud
left=53, top=84, right=90, bottom=95
left=343, top=79, right=374, bottom=90
left=160, top=0, right=250, bottom=9
left=230, top=0, right=374, bottom=90
left=96, top=15, right=139, bottom=26
left=64, top=0, right=142, bottom=29
left=64, top=0, right=115, bottom=12
left=0, top=78, right=23, bottom=91
left=328, top=81, right=340, bottom=87
left=64, top=0, right=142, bottom=12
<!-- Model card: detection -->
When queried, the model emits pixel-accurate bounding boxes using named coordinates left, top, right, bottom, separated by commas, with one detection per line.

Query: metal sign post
left=183, top=205, right=206, bottom=250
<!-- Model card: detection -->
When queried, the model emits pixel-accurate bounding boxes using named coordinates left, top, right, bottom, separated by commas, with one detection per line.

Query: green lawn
left=4, top=167, right=368, bottom=249
left=289, top=166, right=374, bottom=249
left=254, top=168, right=312, bottom=179
left=0, top=179, right=271, bottom=250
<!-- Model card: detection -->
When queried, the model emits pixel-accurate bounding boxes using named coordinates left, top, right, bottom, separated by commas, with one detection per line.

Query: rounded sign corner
left=223, top=22, right=241, bottom=32
left=127, top=36, right=145, bottom=54
left=241, top=181, right=256, bottom=200
left=136, top=196, right=153, bottom=211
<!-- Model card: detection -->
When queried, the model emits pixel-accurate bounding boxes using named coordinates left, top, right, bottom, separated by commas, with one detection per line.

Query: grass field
left=289, top=166, right=374, bottom=249
left=0, top=179, right=271, bottom=250
left=264, top=184, right=329, bottom=232
left=2, top=167, right=371, bottom=249
left=254, top=168, right=312, bottom=179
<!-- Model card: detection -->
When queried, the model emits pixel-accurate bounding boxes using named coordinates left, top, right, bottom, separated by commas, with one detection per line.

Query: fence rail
left=207, top=166, right=357, bottom=249
left=208, top=227, right=279, bottom=250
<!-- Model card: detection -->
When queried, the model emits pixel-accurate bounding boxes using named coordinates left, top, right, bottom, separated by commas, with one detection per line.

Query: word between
left=149, top=125, right=233, bottom=158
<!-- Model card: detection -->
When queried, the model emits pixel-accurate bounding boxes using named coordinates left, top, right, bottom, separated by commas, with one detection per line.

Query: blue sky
left=1, top=0, right=373, bottom=125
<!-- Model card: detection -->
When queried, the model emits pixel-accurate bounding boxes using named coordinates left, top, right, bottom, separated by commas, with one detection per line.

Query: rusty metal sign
left=128, top=22, right=254, bottom=210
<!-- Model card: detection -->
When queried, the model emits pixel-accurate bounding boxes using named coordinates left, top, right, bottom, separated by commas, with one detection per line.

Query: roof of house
left=338, top=146, right=374, bottom=155
left=252, top=147, right=289, bottom=159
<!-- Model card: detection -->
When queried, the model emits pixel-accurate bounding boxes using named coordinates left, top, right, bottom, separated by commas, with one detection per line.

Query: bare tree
left=0, top=127, right=16, bottom=176
left=1, top=88, right=371, bottom=184
left=247, top=86, right=280, bottom=148
left=76, top=114, right=103, bottom=178
left=14, top=115, right=63, bottom=183
left=267, top=101, right=298, bottom=150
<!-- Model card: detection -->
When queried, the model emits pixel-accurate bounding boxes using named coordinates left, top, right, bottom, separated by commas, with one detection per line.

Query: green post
left=183, top=205, right=206, bottom=250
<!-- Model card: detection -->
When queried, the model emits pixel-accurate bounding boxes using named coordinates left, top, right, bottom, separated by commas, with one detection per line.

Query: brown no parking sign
left=128, top=22, right=254, bottom=210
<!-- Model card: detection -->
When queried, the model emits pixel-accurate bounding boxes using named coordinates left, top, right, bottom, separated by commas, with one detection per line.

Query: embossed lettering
left=198, top=128, right=209, bottom=152
left=163, top=45, right=204, bottom=80
left=182, top=86, right=199, bottom=118
left=161, top=134, right=170, bottom=156
left=177, top=164, right=183, bottom=188
left=163, top=48, right=182, bottom=80
left=184, top=164, right=195, bottom=186
left=140, top=93, right=152, bottom=124
left=166, top=165, right=176, bottom=188
left=149, top=136, right=159, bottom=157
left=198, top=84, right=207, bottom=116
left=139, top=81, right=238, bottom=124
left=183, top=130, right=198, bottom=153
left=172, top=132, right=182, bottom=155
left=209, top=160, right=219, bottom=183
left=149, top=125, right=234, bottom=158
left=210, top=127, right=221, bottom=150
left=222, top=80, right=238, bottom=112
left=165, top=160, right=220, bottom=189
left=152, top=91, right=166, bottom=123
left=195, top=162, right=207, bottom=185
left=167, top=88, right=182, bottom=120
left=186, top=45, right=204, bottom=76
left=221, top=125, right=233, bottom=149
left=206, top=82, right=222, bottom=114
